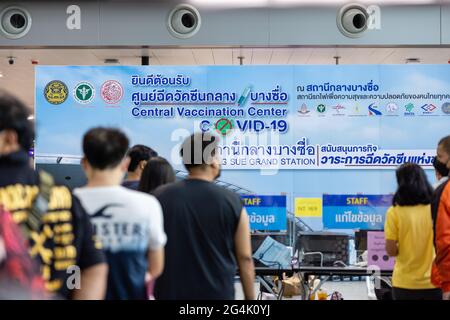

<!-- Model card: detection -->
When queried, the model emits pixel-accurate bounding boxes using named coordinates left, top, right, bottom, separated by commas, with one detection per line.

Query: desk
left=254, top=266, right=393, bottom=300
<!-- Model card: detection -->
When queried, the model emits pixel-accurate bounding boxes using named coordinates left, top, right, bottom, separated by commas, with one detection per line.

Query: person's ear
left=3, top=130, right=18, bottom=146
left=140, top=160, right=147, bottom=171
left=80, top=157, right=88, bottom=171
left=122, top=156, right=131, bottom=172
left=211, top=156, right=220, bottom=171
left=0, top=130, right=19, bottom=154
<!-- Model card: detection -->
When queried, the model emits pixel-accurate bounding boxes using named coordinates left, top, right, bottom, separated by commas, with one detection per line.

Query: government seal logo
left=44, top=81, right=68, bottom=105
left=74, top=82, right=95, bottom=104
left=101, top=80, right=123, bottom=104
left=317, top=104, right=326, bottom=113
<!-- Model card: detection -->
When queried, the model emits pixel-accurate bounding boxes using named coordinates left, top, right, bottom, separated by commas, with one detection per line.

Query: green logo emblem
left=215, top=118, right=234, bottom=136
left=74, top=82, right=95, bottom=104
left=404, top=103, right=414, bottom=113
left=317, top=104, right=326, bottom=113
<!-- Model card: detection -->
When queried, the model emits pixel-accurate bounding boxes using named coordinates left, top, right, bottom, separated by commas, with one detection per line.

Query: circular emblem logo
left=442, top=102, right=450, bottom=114
left=74, top=82, right=95, bottom=104
left=44, top=81, right=68, bottom=105
left=101, top=80, right=123, bottom=104
left=215, top=118, right=233, bottom=136
left=317, top=104, right=326, bottom=113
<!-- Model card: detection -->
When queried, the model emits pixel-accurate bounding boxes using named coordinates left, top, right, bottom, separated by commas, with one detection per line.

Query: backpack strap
left=21, top=170, right=54, bottom=240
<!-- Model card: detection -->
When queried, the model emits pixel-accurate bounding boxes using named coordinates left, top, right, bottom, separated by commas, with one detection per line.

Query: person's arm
left=146, top=197, right=167, bottom=281
left=147, top=248, right=165, bottom=281
left=72, top=263, right=108, bottom=300
left=385, top=240, right=398, bottom=257
left=384, top=207, right=399, bottom=257
left=71, top=195, right=108, bottom=300
left=435, top=188, right=450, bottom=299
left=234, top=208, right=255, bottom=300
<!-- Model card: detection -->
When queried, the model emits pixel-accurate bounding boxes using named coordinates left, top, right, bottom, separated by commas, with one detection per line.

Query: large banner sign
left=35, top=65, right=449, bottom=232
left=322, top=195, right=393, bottom=230
left=36, top=65, right=448, bottom=172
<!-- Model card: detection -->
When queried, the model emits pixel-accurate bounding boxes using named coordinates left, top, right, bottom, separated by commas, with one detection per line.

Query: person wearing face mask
left=152, top=132, right=255, bottom=300
left=431, top=135, right=450, bottom=300
left=433, top=156, right=449, bottom=189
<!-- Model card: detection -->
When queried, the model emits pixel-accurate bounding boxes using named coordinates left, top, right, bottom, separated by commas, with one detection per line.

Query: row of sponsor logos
left=297, top=102, right=450, bottom=116
left=44, top=79, right=450, bottom=118
left=44, top=80, right=124, bottom=105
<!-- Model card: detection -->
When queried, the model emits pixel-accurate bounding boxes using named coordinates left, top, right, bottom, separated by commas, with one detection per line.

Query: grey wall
left=0, top=1, right=449, bottom=47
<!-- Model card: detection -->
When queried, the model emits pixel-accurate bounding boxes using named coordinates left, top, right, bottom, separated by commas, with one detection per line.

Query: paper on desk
left=253, top=236, right=292, bottom=269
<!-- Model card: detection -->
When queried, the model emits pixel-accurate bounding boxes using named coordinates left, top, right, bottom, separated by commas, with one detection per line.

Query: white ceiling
left=1, top=47, right=450, bottom=112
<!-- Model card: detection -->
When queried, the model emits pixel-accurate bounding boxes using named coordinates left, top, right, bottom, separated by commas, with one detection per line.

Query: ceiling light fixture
left=104, top=58, right=119, bottom=64
left=405, top=58, right=420, bottom=64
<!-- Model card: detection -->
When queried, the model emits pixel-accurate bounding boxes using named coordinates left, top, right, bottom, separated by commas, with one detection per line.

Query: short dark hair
left=0, top=90, right=34, bottom=151
left=180, top=132, right=219, bottom=172
left=138, top=157, right=176, bottom=194
left=438, top=135, right=450, bottom=155
left=127, top=144, right=158, bottom=172
left=393, top=163, right=433, bottom=206
left=433, top=156, right=450, bottom=177
left=82, top=127, right=129, bottom=170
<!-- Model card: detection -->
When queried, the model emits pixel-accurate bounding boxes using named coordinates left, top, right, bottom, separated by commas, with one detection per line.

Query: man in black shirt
left=0, top=90, right=108, bottom=299
left=153, top=132, right=255, bottom=300
left=122, top=144, right=158, bottom=190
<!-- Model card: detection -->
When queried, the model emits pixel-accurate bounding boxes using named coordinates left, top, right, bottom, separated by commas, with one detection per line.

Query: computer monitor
left=354, top=230, right=368, bottom=252
left=295, top=231, right=350, bottom=266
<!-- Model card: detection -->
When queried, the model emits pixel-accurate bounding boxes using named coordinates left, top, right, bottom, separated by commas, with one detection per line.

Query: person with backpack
left=0, top=90, right=108, bottom=299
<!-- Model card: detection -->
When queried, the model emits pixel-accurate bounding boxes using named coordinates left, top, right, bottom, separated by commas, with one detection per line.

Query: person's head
left=433, top=156, right=450, bottom=181
left=436, top=135, right=450, bottom=173
left=393, top=162, right=434, bottom=206
left=0, top=90, right=34, bottom=156
left=138, top=157, right=176, bottom=194
left=81, top=127, right=129, bottom=183
left=126, top=144, right=158, bottom=178
left=180, top=132, right=221, bottom=181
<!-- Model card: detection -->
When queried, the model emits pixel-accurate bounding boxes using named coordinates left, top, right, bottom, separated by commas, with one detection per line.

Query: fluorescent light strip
left=188, top=0, right=440, bottom=8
